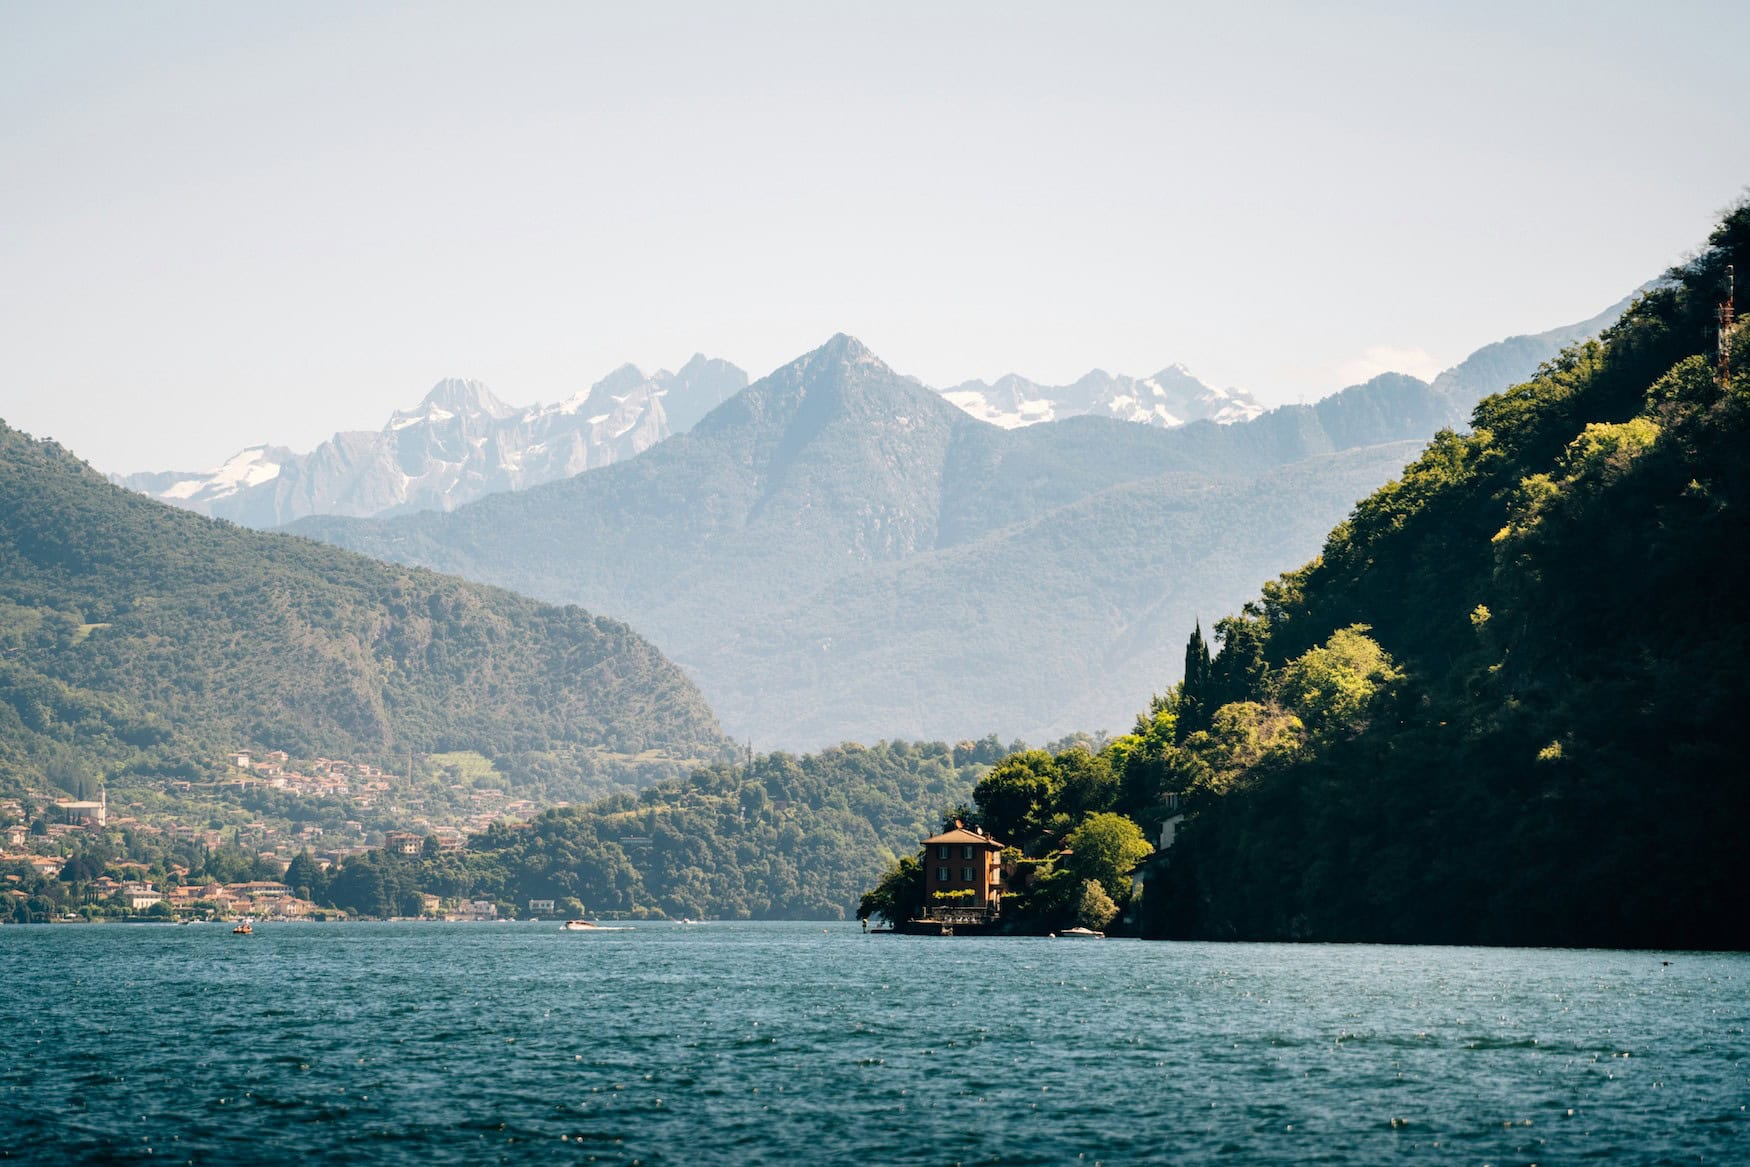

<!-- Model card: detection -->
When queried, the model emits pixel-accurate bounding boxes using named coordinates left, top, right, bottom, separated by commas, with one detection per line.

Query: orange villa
left=918, top=822, right=1005, bottom=926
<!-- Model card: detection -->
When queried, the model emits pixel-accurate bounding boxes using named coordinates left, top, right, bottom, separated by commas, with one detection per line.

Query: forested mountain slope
left=292, top=340, right=1475, bottom=746
left=0, top=421, right=728, bottom=801
left=1110, top=206, right=1750, bottom=949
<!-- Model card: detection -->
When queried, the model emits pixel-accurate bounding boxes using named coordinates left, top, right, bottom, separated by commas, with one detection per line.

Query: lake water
left=0, top=922, right=1744, bottom=1165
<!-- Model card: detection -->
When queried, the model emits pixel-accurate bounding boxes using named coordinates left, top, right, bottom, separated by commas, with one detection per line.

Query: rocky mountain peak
left=414, top=378, right=515, bottom=420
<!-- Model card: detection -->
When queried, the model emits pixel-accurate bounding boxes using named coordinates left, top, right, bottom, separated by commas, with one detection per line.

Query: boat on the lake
left=1057, top=926, right=1104, bottom=939
left=562, top=919, right=599, bottom=931
left=231, top=920, right=253, bottom=935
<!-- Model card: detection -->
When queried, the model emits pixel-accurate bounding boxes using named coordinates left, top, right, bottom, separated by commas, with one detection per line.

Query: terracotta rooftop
left=921, top=826, right=1003, bottom=848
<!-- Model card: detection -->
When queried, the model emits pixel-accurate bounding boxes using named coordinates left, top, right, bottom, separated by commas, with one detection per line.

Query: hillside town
left=0, top=747, right=543, bottom=923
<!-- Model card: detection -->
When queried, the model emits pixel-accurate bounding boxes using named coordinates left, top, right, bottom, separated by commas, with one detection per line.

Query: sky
left=3, top=1, right=1747, bottom=474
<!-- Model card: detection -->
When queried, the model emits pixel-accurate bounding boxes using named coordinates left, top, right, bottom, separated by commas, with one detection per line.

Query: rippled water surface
left=1, top=922, right=1745, bottom=1164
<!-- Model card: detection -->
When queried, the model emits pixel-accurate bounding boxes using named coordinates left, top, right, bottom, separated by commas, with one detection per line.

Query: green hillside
left=1100, top=205, right=1750, bottom=949
left=0, top=421, right=728, bottom=802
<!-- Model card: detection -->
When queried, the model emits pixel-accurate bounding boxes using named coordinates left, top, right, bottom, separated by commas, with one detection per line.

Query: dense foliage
left=311, top=738, right=1007, bottom=920
left=1104, top=205, right=1750, bottom=949
left=0, top=422, right=728, bottom=802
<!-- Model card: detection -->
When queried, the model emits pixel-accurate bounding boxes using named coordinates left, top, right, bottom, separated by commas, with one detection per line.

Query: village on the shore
left=0, top=747, right=541, bottom=924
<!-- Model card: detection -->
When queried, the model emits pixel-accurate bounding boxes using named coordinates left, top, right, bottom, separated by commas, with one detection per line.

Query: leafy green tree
left=1179, top=702, right=1304, bottom=798
left=972, top=750, right=1060, bottom=847
left=1274, top=626, right=1400, bottom=740
left=1054, top=748, right=1117, bottom=819
left=1063, top=812, right=1152, bottom=903
left=1075, top=879, right=1118, bottom=930
left=856, top=856, right=924, bottom=926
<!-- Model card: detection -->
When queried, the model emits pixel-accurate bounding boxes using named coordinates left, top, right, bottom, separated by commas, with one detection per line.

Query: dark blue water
left=0, top=922, right=1744, bottom=1165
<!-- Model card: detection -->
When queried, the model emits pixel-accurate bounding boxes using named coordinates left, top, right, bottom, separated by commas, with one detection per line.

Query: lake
left=0, top=922, right=1743, bottom=1164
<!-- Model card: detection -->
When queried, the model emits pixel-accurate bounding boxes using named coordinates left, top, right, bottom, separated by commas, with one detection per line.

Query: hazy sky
left=3, top=1, right=1746, bottom=473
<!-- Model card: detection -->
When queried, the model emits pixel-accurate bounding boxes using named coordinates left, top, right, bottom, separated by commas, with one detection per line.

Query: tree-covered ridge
left=1099, top=204, right=1750, bottom=949
left=303, top=738, right=1006, bottom=920
left=0, top=420, right=728, bottom=801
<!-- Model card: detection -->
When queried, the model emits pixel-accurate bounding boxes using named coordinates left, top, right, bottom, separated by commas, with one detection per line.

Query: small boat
left=231, top=920, right=253, bottom=935
left=1058, top=926, right=1104, bottom=939
left=561, top=918, right=631, bottom=932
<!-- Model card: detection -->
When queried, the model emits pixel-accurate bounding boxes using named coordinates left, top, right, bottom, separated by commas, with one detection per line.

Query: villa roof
left=921, top=827, right=1003, bottom=848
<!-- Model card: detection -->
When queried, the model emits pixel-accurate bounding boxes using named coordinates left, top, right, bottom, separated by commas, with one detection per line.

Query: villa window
left=937, top=845, right=948, bottom=859
left=962, top=845, right=973, bottom=860
left=937, top=866, right=948, bottom=883
left=961, top=866, right=973, bottom=882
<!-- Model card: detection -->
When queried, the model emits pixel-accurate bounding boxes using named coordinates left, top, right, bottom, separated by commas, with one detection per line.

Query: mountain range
left=119, top=294, right=1634, bottom=531
left=288, top=292, right=1634, bottom=750
left=117, top=357, right=749, bottom=527
left=940, top=364, right=1265, bottom=429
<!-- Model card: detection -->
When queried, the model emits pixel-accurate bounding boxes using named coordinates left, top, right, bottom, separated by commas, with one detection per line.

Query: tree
left=856, top=856, right=923, bottom=926
left=972, top=751, right=1060, bottom=847
left=1064, top=812, right=1152, bottom=903
left=1275, top=625, right=1401, bottom=740
left=1055, top=748, right=1117, bottom=819
left=1076, top=879, right=1118, bottom=930
left=1181, top=701, right=1305, bottom=799
left=1175, top=622, right=1215, bottom=741
left=59, top=854, right=100, bottom=882
left=284, top=849, right=325, bottom=902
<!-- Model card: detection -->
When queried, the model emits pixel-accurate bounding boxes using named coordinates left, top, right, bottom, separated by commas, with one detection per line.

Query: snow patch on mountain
left=939, top=364, right=1263, bottom=430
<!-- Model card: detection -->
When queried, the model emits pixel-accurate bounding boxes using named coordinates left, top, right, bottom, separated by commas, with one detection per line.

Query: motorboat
left=231, top=920, right=253, bottom=935
left=1057, top=926, right=1104, bottom=938
left=562, top=918, right=631, bottom=932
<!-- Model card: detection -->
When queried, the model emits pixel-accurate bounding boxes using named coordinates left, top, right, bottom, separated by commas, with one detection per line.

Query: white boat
left=1057, top=926, right=1104, bottom=939
left=562, top=919, right=631, bottom=932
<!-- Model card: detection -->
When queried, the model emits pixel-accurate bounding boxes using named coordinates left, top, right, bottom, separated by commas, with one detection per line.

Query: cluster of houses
left=2, top=744, right=540, bottom=893
left=223, top=750, right=394, bottom=804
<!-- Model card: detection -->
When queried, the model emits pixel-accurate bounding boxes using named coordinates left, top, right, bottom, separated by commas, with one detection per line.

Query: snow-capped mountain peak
left=118, top=360, right=747, bottom=527
left=938, top=364, right=1263, bottom=430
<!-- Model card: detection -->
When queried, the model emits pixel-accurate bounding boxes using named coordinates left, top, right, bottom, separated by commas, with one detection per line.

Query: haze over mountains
left=289, top=287, right=1635, bottom=748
